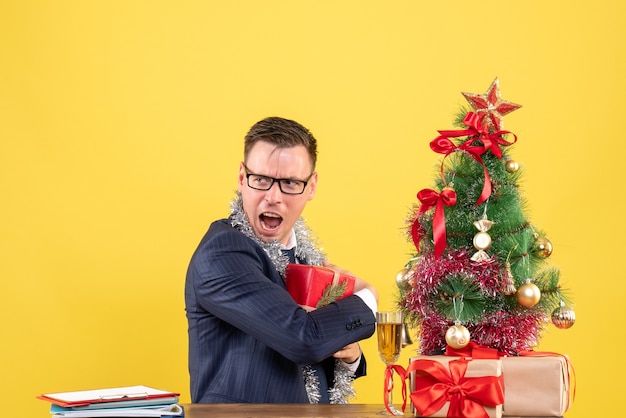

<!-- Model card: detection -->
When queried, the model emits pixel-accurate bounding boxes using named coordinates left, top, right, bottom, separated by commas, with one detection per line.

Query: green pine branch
left=316, top=281, right=349, bottom=308
left=433, top=274, right=486, bottom=322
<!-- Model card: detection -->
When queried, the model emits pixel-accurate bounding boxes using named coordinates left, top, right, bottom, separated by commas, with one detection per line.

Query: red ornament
left=462, top=78, right=522, bottom=131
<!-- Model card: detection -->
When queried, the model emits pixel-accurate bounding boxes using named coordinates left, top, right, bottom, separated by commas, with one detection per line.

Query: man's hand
left=332, top=342, right=361, bottom=363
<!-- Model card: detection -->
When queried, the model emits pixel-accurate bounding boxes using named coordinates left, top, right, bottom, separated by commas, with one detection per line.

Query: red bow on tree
left=430, top=112, right=518, bottom=205
left=411, top=187, right=457, bottom=258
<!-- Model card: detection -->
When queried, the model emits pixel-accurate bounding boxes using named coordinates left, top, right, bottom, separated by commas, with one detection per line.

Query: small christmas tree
left=398, top=78, right=576, bottom=355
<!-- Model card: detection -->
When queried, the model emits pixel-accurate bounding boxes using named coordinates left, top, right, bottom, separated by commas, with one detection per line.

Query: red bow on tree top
left=430, top=112, right=518, bottom=205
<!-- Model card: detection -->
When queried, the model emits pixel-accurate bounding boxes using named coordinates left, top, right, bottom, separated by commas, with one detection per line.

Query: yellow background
left=1, top=1, right=623, bottom=417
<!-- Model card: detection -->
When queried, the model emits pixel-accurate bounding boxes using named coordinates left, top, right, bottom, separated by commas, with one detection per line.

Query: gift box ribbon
left=409, top=358, right=504, bottom=418
left=445, top=341, right=505, bottom=359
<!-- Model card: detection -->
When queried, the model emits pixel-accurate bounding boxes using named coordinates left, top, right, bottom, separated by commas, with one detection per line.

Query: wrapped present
left=284, top=264, right=355, bottom=308
left=501, top=354, right=572, bottom=417
left=408, top=355, right=504, bottom=418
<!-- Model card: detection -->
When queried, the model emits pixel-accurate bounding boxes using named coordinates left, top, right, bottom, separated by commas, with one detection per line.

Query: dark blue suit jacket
left=185, top=219, right=376, bottom=403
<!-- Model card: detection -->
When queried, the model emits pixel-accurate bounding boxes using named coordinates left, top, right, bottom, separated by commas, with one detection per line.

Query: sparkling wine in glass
left=376, top=311, right=403, bottom=415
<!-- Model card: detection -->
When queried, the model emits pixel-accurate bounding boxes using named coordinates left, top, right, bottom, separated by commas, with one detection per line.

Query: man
left=185, top=116, right=378, bottom=404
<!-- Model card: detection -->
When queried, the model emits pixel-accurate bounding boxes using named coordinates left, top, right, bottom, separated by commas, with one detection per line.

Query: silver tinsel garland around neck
left=228, top=192, right=326, bottom=274
left=228, top=192, right=356, bottom=404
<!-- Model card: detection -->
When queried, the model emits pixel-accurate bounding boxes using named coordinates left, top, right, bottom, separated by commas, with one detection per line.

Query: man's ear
left=237, top=162, right=246, bottom=192
left=306, top=172, right=318, bottom=201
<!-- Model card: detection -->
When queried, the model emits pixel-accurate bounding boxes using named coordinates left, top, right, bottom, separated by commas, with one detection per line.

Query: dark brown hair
left=244, top=117, right=318, bottom=170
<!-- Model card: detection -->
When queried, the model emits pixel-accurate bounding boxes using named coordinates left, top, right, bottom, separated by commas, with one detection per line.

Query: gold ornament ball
left=551, top=305, right=576, bottom=329
left=505, top=159, right=519, bottom=173
left=395, top=268, right=411, bottom=291
left=535, top=236, right=553, bottom=258
left=473, top=231, right=492, bottom=251
left=517, top=280, right=541, bottom=307
left=445, top=324, right=470, bottom=349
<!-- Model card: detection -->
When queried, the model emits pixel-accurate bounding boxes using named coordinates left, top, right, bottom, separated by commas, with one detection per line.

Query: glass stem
left=385, top=368, right=394, bottom=412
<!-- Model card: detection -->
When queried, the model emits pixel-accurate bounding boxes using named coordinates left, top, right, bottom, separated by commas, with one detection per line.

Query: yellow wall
left=1, top=1, right=623, bottom=416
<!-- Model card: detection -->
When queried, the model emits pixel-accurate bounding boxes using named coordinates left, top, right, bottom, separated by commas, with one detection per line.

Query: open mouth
left=260, top=212, right=282, bottom=231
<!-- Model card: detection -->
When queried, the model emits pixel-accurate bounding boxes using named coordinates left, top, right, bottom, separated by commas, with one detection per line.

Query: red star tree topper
left=461, top=77, right=522, bottom=131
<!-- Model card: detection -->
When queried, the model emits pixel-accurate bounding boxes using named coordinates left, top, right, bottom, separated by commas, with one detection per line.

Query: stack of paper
left=38, top=385, right=183, bottom=417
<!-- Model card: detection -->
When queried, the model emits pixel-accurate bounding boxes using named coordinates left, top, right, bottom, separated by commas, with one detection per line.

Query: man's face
left=238, top=140, right=317, bottom=245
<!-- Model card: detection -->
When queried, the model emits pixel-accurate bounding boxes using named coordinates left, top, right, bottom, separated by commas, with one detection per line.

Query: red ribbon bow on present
left=411, top=187, right=457, bottom=258
left=430, top=112, right=518, bottom=205
left=409, top=358, right=504, bottom=418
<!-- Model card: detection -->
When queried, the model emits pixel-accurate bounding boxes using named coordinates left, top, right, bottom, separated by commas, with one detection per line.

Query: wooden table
left=181, top=404, right=564, bottom=417
left=182, top=403, right=394, bottom=417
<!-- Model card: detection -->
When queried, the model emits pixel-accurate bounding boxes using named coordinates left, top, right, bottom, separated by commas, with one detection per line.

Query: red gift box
left=285, top=264, right=355, bottom=308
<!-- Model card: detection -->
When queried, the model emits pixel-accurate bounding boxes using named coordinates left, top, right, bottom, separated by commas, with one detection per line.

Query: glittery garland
left=228, top=192, right=355, bottom=404
left=328, top=361, right=357, bottom=404
left=302, top=365, right=321, bottom=404
left=229, top=192, right=326, bottom=274
left=400, top=248, right=547, bottom=355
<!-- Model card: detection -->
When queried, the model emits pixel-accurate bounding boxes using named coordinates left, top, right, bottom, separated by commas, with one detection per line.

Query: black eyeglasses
left=243, top=163, right=313, bottom=195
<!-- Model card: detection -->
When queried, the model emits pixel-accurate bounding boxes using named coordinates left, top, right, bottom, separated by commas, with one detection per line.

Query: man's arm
left=189, top=221, right=376, bottom=364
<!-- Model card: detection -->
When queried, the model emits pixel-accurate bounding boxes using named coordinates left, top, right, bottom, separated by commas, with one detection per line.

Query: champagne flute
left=376, top=311, right=404, bottom=416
